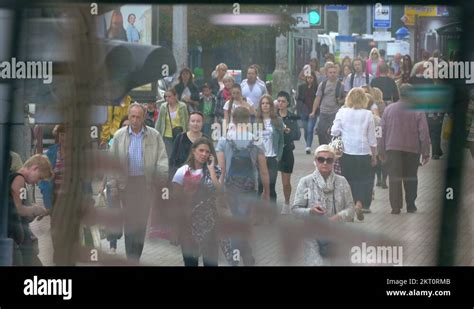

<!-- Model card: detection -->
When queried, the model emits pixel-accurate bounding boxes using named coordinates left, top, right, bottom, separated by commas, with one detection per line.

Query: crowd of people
left=7, top=47, right=474, bottom=266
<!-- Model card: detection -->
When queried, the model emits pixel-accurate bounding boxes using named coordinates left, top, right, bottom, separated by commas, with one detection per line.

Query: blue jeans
left=226, top=191, right=257, bottom=266
left=302, top=115, right=318, bottom=148
left=163, top=137, right=174, bottom=158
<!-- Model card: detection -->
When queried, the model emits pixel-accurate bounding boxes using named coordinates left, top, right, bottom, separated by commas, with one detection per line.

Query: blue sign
left=325, top=5, right=348, bottom=11
left=373, top=4, right=391, bottom=29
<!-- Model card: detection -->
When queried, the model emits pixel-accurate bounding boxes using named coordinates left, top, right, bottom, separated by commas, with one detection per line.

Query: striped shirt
left=128, top=126, right=145, bottom=176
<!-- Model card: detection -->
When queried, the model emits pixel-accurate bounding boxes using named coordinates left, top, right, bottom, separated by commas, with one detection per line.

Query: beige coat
left=107, top=125, right=168, bottom=190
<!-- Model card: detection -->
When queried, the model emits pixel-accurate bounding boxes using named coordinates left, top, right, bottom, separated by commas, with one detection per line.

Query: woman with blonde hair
left=368, top=87, right=386, bottom=118
left=331, top=88, right=377, bottom=220
left=366, top=92, right=388, bottom=189
left=211, top=63, right=228, bottom=95
left=215, top=73, right=234, bottom=124
left=366, top=48, right=384, bottom=78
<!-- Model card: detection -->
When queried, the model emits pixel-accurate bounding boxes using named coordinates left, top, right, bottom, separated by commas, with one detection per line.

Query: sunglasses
left=316, top=157, right=334, bottom=164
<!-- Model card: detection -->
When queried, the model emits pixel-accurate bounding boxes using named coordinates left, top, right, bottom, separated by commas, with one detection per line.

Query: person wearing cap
left=292, top=144, right=355, bottom=265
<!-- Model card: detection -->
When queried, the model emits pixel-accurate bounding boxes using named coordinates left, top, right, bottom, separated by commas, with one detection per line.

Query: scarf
left=312, top=169, right=336, bottom=194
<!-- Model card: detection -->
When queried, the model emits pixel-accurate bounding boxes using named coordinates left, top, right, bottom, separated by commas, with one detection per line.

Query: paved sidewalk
left=30, top=138, right=473, bottom=266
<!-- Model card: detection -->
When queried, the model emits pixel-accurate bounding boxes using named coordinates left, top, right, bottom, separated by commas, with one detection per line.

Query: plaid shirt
left=128, top=126, right=145, bottom=176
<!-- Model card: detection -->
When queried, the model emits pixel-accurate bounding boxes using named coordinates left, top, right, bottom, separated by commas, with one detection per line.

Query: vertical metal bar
left=0, top=5, right=21, bottom=266
left=436, top=85, right=467, bottom=266
left=436, top=13, right=470, bottom=266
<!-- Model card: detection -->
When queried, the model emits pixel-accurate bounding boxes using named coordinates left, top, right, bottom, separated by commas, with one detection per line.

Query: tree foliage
left=187, top=4, right=297, bottom=48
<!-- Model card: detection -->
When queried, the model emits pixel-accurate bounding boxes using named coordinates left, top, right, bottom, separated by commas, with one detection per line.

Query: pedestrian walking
left=108, top=103, right=168, bottom=261
left=155, top=88, right=189, bottom=157
left=172, top=137, right=222, bottom=266
left=276, top=91, right=301, bottom=214
left=380, top=84, right=431, bottom=214
left=256, top=94, right=285, bottom=223
left=296, top=71, right=319, bottom=154
left=216, top=107, right=270, bottom=266
left=240, top=65, right=267, bottom=110
left=175, top=67, right=200, bottom=113
left=311, top=62, right=345, bottom=146
left=331, top=88, right=378, bottom=219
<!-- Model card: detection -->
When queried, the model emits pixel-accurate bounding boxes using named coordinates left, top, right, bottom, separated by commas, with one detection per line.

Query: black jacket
left=175, top=82, right=200, bottom=103
left=278, top=111, right=301, bottom=151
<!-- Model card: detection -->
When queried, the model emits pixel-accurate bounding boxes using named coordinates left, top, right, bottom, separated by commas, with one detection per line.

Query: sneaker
left=391, top=209, right=401, bottom=214
left=306, top=147, right=311, bottom=154
left=281, top=203, right=292, bottom=215
left=407, top=206, right=417, bottom=213
left=110, top=248, right=116, bottom=255
left=362, top=208, right=372, bottom=213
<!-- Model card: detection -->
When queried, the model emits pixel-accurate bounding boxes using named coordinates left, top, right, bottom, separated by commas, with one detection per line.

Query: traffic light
left=97, top=40, right=177, bottom=104
left=20, top=18, right=177, bottom=106
left=308, top=10, right=321, bottom=26
left=307, top=6, right=325, bottom=30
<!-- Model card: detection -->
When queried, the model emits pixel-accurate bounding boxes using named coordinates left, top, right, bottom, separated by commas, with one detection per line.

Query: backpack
left=225, top=139, right=256, bottom=193
left=350, top=73, right=370, bottom=89
left=320, top=79, right=344, bottom=106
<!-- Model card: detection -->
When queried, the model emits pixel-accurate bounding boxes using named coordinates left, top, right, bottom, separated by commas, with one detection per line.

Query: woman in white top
left=330, top=87, right=377, bottom=220
left=255, top=94, right=284, bottom=223
left=223, top=84, right=255, bottom=126
left=172, top=137, right=222, bottom=266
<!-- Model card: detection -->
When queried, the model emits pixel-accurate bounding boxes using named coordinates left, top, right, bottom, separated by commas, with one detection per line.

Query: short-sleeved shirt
left=261, top=119, right=276, bottom=157
left=223, top=98, right=254, bottom=122
left=172, top=165, right=203, bottom=185
left=316, top=80, right=340, bottom=115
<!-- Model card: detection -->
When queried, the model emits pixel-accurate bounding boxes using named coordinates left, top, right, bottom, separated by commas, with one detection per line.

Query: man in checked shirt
left=108, top=102, right=168, bottom=261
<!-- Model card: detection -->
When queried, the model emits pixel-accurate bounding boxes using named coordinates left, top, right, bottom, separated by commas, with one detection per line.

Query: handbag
left=168, top=104, right=183, bottom=140
left=329, top=135, right=344, bottom=154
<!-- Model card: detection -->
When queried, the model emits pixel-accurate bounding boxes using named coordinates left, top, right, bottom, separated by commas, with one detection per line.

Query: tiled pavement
left=30, top=138, right=474, bottom=266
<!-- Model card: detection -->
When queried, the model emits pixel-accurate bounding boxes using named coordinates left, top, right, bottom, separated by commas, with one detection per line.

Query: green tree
left=187, top=4, right=296, bottom=79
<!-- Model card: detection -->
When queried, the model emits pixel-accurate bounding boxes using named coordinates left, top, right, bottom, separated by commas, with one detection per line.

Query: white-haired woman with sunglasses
left=292, top=144, right=355, bottom=265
